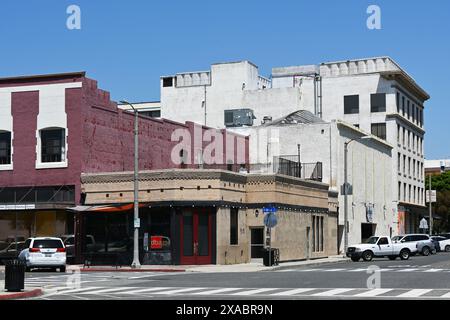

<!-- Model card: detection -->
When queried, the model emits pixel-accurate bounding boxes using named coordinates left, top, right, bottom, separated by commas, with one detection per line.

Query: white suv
left=391, top=234, right=430, bottom=255
left=18, top=237, right=66, bottom=272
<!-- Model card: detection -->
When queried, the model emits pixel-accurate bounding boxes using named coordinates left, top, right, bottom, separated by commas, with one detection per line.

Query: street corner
left=0, top=288, right=43, bottom=300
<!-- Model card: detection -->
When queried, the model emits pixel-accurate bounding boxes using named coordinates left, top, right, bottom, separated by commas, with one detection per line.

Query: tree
left=426, top=171, right=450, bottom=233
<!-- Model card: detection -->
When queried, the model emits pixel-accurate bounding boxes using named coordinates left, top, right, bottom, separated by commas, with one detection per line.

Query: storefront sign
left=150, top=236, right=163, bottom=249
left=0, top=204, right=36, bottom=210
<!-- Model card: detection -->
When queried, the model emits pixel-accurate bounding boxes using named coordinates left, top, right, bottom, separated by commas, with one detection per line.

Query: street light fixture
left=120, top=100, right=141, bottom=269
left=343, top=135, right=371, bottom=255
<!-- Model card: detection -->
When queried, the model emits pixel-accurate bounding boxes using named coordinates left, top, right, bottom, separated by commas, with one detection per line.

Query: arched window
left=40, top=128, right=66, bottom=163
left=0, top=130, right=11, bottom=165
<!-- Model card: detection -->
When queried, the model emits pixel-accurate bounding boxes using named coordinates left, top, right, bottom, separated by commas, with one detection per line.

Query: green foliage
left=426, top=172, right=450, bottom=233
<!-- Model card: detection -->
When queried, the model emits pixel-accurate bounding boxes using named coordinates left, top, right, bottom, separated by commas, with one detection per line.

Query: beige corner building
left=76, top=169, right=338, bottom=265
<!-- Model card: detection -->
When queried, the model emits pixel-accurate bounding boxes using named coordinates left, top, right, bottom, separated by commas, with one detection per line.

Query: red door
left=180, top=208, right=212, bottom=265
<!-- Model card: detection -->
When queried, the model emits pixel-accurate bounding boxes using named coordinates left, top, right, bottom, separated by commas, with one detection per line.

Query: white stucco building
left=159, top=57, right=430, bottom=236
left=231, top=111, right=395, bottom=250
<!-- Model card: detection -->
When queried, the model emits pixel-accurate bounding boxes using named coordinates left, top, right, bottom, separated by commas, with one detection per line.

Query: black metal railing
left=273, top=155, right=322, bottom=182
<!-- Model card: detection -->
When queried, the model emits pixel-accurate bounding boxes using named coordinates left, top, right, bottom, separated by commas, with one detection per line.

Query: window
left=0, top=131, right=11, bottom=165
left=402, top=96, right=405, bottom=116
left=312, top=215, right=324, bottom=252
left=396, top=92, right=400, bottom=112
left=377, top=237, right=389, bottom=245
left=413, top=159, right=416, bottom=177
left=408, top=131, right=410, bottom=149
left=398, top=153, right=401, bottom=171
left=409, top=185, right=412, bottom=202
left=41, top=128, right=65, bottom=163
left=397, top=125, right=401, bottom=143
left=408, top=157, right=411, bottom=176
left=402, top=127, right=405, bottom=145
left=230, top=208, right=238, bottom=245
left=370, top=93, right=386, bottom=112
left=353, top=124, right=359, bottom=128
left=398, top=182, right=401, bottom=200
left=371, top=123, right=386, bottom=140
left=162, top=77, right=173, bottom=87
left=403, top=183, right=406, bottom=202
left=344, top=95, right=359, bottom=114
left=407, top=100, right=410, bottom=119
left=139, top=110, right=161, bottom=118
left=403, top=155, right=406, bottom=173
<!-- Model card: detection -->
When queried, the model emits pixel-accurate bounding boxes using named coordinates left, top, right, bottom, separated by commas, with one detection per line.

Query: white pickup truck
left=346, top=236, right=415, bottom=262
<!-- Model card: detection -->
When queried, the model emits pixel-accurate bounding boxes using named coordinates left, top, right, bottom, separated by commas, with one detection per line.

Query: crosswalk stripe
left=397, top=268, right=419, bottom=272
left=278, top=269, right=296, bottom=272
left=270, top=288, right=317, bottom=296
left=231, top=288, right=278, bottom=296
left=154, top=287, right=207, bottom=295
left=297, top=269, right=322, bottom=272
left=322, top=269, right=346, bottom=272
left=424, top=269, right=444, bottom=272
left=439, top=292, right=450, bottom=298
left=397, top=289, right=433, bottom=298
left=82, top=287, right=137, bottom=295
left=54, top=286, right=104, bottom=294
left=192, top=288, right=242, bottom=295
left=354, top=289, right=393, bottom=297
left=348, top=268, right=368, bottom=272
left=312, top=288, right=353, bottom=296
left=123, top=287, right=172, bottom=294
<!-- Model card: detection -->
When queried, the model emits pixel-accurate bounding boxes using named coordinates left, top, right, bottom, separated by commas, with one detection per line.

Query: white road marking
left=312, top=288, right=353, bottom=296
left=82, top=287, right=137, bottom=295
left=154, top=287, right=207, bottom=295
left=122, top=287, right=172, bottom=294
left=397, top=289, right=433, bottom=298
left=192, top=288, right=242, bottom=295
left=423, top=269, right=444, bottom=272
left=396, top=268, right=419, bottom=272
left=231, top=288, right=278, bottom=296
left=438, top=291, right=450, bottom=298
left=270, top=288, right=317, bottom=296
left=353, top=289, right=393, bottom=297
left=347, top=268, right=368, bottom=272
left=322, top=268, right=346, bottom=272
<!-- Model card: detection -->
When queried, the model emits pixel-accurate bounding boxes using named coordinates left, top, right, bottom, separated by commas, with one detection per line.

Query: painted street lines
left=282, top=267, right=450, bottom=273
left=353, top=288, right=393, bottom=297
left=396, top=289, right=433, bottom=298
left=312, top=288, right=353, bottom=297
left=270, top=288, right=317, bottom=296
left=231, top=288, right=278, bottom=296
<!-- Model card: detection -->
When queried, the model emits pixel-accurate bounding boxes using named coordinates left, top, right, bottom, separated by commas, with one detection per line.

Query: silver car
left=416, top=238, right=437, bottom=256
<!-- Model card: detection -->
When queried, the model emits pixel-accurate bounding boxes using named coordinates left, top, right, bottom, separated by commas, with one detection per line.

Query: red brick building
left=0, top=72, right=249, bottom=262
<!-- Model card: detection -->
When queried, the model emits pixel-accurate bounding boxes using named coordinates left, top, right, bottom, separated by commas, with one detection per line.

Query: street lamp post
left=120, top=100, right=141, bottom=269
left=343, top=135, right=371, bottom=254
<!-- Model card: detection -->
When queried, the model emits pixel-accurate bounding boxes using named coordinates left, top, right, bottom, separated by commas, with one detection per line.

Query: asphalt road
left=4, top=253, right=450, bottom=300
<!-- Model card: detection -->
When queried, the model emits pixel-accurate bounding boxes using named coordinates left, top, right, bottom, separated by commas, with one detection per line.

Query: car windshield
left=392, top=236, right=403, bottom=241
left=33, top=239, right=64, bottom=249
left=366, top=237, right=379, bottom=244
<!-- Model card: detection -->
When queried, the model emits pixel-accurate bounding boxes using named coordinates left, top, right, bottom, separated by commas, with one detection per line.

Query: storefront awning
left=67, top=203, right=147, bottom=213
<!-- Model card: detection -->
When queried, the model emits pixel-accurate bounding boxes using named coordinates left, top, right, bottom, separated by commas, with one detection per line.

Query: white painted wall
left=232, top=121, right=395, bottom=251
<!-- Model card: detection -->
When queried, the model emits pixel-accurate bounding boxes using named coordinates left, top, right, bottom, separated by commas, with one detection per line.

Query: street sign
left=134, top=218, right=140, bottom=228
left=419, top=218, right=429, bottom=229
left=263, top=206, right=277, bottom=214
left=264, top=212, right=278, bottom=228
left=426, top=190, right=437, bottom=203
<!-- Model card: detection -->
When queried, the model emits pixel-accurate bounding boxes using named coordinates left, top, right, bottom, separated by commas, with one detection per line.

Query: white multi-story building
left=232, top=111, right=395, bottom=249
left=159, top=57, right=430, bottom=236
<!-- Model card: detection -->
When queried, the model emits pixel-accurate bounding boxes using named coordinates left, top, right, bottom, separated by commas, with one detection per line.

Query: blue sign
left=264, top=212, right=278, bottom=228
left=263, top=206, right=277, bottom=214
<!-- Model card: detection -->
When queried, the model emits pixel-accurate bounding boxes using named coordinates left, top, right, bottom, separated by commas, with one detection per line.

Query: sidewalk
left=66, top=255, right=348, bottom=273
left=0, top=281, right=43, bottom=300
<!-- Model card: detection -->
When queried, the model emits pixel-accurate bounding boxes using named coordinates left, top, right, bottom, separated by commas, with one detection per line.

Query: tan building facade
left=77, top=169, right=338, bottom=265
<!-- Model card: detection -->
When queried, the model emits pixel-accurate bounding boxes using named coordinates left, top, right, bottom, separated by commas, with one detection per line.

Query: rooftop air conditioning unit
left=224, top=108, right=256, bottom=127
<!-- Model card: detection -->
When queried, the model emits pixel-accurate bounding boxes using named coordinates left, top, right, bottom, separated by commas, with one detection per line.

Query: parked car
left=391, top=234, right=431, bottom=255
left=0, top=241, right=26, bottom=264
left=60, top=234, right=99, bottom=261
left=18, top=237, right=66, bottom=272
left=347, top=236, right=415, bottom=262
left=432, top=236, right=450, bottom=252
left=439, top=233, right=450, bottom=239
left=416, top=238, right=437, bottom=255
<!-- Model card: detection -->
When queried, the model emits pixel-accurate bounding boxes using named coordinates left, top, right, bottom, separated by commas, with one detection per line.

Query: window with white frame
left=0, top=131, right=11, bottom=165
left=40, top=128, right=66, bottom=163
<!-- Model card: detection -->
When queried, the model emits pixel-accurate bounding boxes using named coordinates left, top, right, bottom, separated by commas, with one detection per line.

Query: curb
left=269, top=258, right=350, bottom=271
left=0, top=288, right=43, bottom=300
left=78, top=268, right=186, bottom=273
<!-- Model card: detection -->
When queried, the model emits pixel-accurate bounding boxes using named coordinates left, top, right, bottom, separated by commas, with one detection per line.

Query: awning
left=67, top=203, right=147, bottom=213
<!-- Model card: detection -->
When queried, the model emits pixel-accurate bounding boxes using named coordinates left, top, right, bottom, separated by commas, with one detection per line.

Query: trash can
left=4, top=259, right=26, bottom=292
left=263, top=248, right=277, bottom=266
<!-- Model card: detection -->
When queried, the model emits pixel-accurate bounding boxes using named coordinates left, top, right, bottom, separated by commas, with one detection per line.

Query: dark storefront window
left=230, top=208, right=238, bottom=245
left=0, top=186, right=75, bottom=204
left=0, top=131, right=11, bottom=165
left=344, top=95, right=359, bottom=114
left=371, top=93, right=386, bottom=112
left=182, top=212, right=194, bottom=256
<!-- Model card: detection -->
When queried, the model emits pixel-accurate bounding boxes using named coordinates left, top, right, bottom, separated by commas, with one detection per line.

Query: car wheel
left=422, top=246, right=430, bottom=256
left=446, top=245, right=450, bottom=252
left=351, top=256, right=360, bottom=262
left=400, top=249, right=410, bottom=260
left=388, top=255, right=397, bottom=260
left=60, top=266, right=66, bottom=273
left=362, top=251, right=373, bottom=262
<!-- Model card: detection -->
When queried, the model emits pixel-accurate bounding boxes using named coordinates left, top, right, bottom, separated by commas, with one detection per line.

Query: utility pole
left=120, top=100, right=141, bottom=268
left=429, top=173, right=433, bottom=235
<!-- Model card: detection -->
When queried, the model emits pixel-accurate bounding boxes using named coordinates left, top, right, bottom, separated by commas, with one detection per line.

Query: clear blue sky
left=0, top=0, right=448, bottom=159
